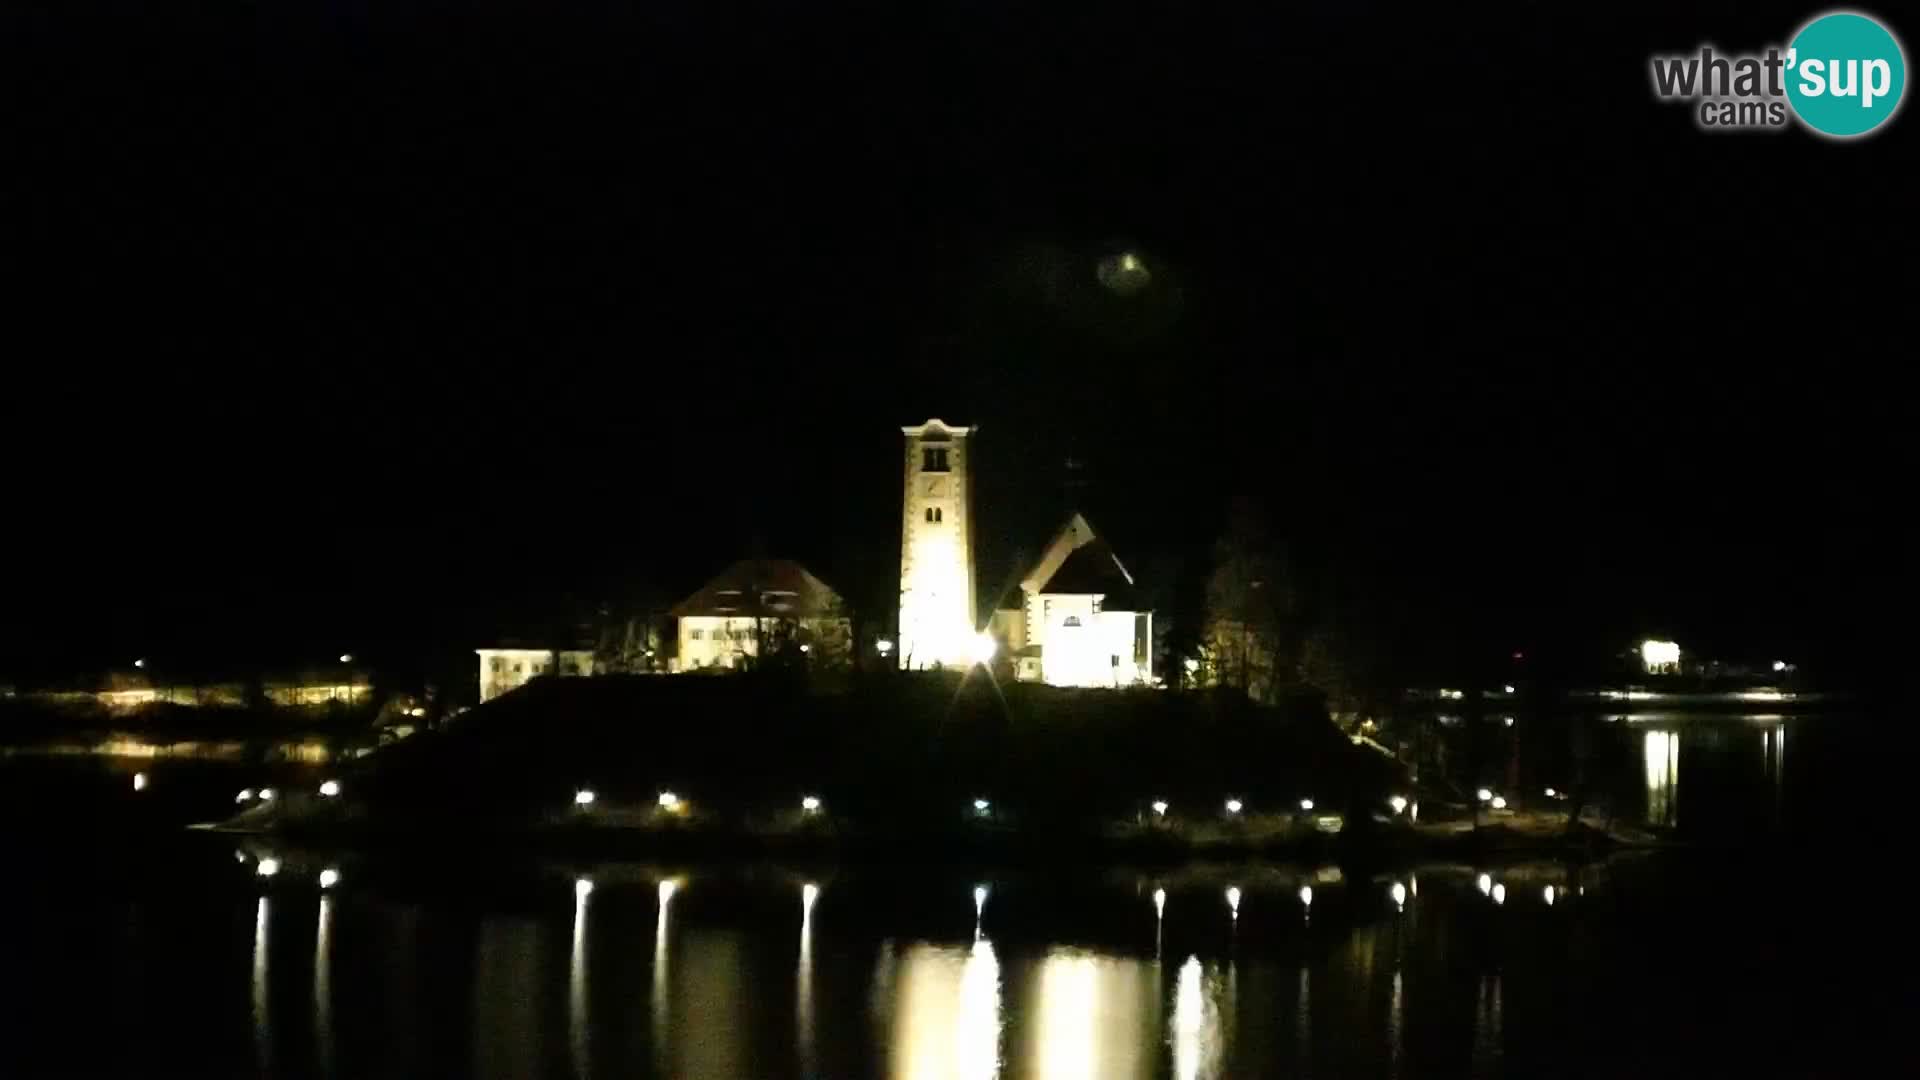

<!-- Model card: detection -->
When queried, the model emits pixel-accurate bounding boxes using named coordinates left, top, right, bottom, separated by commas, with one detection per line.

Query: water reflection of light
left=1387, top=970, right=1403, bottom=1079
left=1492, top=883, right=1506, bottom=906
left=1298, top=885, right=1312, bottom=908
left=570, top=878, right=590, bottom=1080
left=652, top=879, right=677, bottom=1076
left=1476, top=873, right=1492, bottom=897
left=1225, top=886, right=1240, bottom=920
left=314, top=895, right=333, bottom=1079
left=1543, top=885, right=1555, bottom=906
left=798, top=883, right=818, bottom=1075
left=1034, top=952, right=1098, bottom=1079
left=252, top=897, right=273, bottom=1074
left=974, top=884, right=990, bottom=926
left=1171, top=956, right=1223, bottom=1080
left=1645, top=730, right=1680, bottom=826
left=1153, top=888, right=1166, bottom=919
left=1390, top=882, right=1406, bottom=911
left=892, top=940, right=1004, bottom=1079
left=1472, top=975, right=1505, bottom=1074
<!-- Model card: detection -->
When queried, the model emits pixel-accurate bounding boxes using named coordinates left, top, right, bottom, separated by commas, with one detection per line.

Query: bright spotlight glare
left=970, top=632, right=997, bottom=666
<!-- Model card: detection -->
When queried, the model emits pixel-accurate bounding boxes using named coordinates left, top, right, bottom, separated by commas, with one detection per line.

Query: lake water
left=0, top=712, right=1905, bottom=1077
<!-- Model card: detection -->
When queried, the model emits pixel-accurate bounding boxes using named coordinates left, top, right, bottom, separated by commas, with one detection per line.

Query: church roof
left=670, top=559, right=846, bottom=619
left=1036, top=538, right=1143, bottom=609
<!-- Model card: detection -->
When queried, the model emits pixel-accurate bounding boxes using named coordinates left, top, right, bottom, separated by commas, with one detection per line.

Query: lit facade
left=670, top=558, right=850, bottom=671
left=989, top=512, right=1154, bottom=688
left=477, top=648, right=595, bottom=703
left=898, top=420, right=979, bottom=668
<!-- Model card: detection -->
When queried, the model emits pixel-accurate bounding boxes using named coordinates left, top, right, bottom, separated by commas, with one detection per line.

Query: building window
left=1092, top=597, right=1102, bottom=614
left=691, top=629, right=704, bottom=641
left=1063, top=615, right=1081, bottom=627
left=512, top=662, right=523, bottom=674
left=925, top=506, right=943, bottom=523
left=490, top=658, right=503, bottom=673
left=923, top=447, right=950, bottom=473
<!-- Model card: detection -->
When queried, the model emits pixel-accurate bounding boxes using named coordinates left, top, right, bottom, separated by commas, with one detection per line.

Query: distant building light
left=1491, top=795, right=1508, bottom=810
left=1503, top=716, right=1515, bottom=728
left=1544, top=787, right=1558, bottom=798
left=1298, top=798, right=1315, bottom=811
left=799, top=644, right=811, bottom=654
left=801, top=795, right=822, bottom=813
left=972, top=798, right=991, bottom=814
left=319, top=868, right=340, bottom=889
left=133, top=658, right=146, bottom=669
left=574, top=789, right=596, bottom=807
left=132, top=772, right=148, bottom=792
left=1183, top=657, right=1199, bottom=674
left=1476, top=788, right=1494, bottom=803
left=1224, top=798, right=1244, bottom=815
left=657, top=791, right=680, bottom=810
left=1502, top=685, right=1516, bottom=694
left=408, top=707, right=426, bottom=718
left=257, top=858, right=280, bottom=878
left=1151, top=800, right=1169, bottom=816
left=1640, top=639, right=1681, bottom=673
left=339, top=654, right=353, bottom=664
left=1772, top=660, right=1788, bottom=672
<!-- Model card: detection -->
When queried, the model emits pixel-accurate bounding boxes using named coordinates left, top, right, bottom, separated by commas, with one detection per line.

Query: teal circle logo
left=1786, top=12, right=1906, bottom=137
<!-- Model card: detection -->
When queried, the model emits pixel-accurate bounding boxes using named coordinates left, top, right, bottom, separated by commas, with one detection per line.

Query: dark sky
left=2, top=3, right=1909, bottom=680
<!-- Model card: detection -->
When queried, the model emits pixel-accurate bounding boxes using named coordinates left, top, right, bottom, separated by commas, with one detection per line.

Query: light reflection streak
left=1644, top=729, right=1680, bottom=826
left=1170, top=956, right=1221, bottom=1080
left=1472, top=974, right=1504, bottom=1074
left=252, top=897, right=273, bottom=1075
left=1294, top=964, right=1311, bottom=1076
left=1034, top=952, right=1099, bottom=1079
left=652, top=879, right=677, bottom=1077
left=892, top=940, right=1004, bottom=1079
left=570, top=880, right=590, bottom=1080
left=314, top=895, right=334, bottom=1079
left=798, top=883, right=818, bottom=1075
left=1387, top=970, right=1403, bottom=1079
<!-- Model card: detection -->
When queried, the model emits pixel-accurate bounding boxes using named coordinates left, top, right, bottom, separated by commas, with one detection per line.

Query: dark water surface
left=1, top=712, right=1908, bottom=1078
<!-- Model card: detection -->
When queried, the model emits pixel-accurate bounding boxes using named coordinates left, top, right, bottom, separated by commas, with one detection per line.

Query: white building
left=671, top=558, right=850, bottom=671
left=989, top=512, right=1154, bottom=688
left=897, top=419, right=980, bottom=669
left=476, top=647, right=596, bottom=703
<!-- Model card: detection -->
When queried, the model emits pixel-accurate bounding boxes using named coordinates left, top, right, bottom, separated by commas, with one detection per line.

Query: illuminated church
left=898, top=420, right=1154, bottom=687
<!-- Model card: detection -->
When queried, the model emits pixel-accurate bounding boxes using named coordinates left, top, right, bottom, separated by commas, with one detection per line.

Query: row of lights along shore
left=558, top=791, right=1422, bottom=819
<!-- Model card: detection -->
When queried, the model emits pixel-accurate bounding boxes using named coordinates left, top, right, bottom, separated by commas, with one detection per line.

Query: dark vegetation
left=326, top=672, right=1403, bottom=844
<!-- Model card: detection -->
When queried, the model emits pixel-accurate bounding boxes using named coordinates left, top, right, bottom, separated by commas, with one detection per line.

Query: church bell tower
left=898, top=419, right=978, bottom=668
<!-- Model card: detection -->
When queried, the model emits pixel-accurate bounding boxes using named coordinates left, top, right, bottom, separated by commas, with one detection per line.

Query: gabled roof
left=670, top=558, right=846, bottom=619
left=1037, top=537, right=1143, bottom=609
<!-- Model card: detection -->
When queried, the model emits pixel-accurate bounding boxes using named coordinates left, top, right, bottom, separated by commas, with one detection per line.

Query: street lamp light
left=876, top=639, right=894, bottom=657
left=1224, top=798, right=1243, bottom=815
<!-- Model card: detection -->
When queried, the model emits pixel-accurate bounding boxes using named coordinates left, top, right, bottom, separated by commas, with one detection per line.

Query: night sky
left=2, top=3, right=1907, bottom=683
